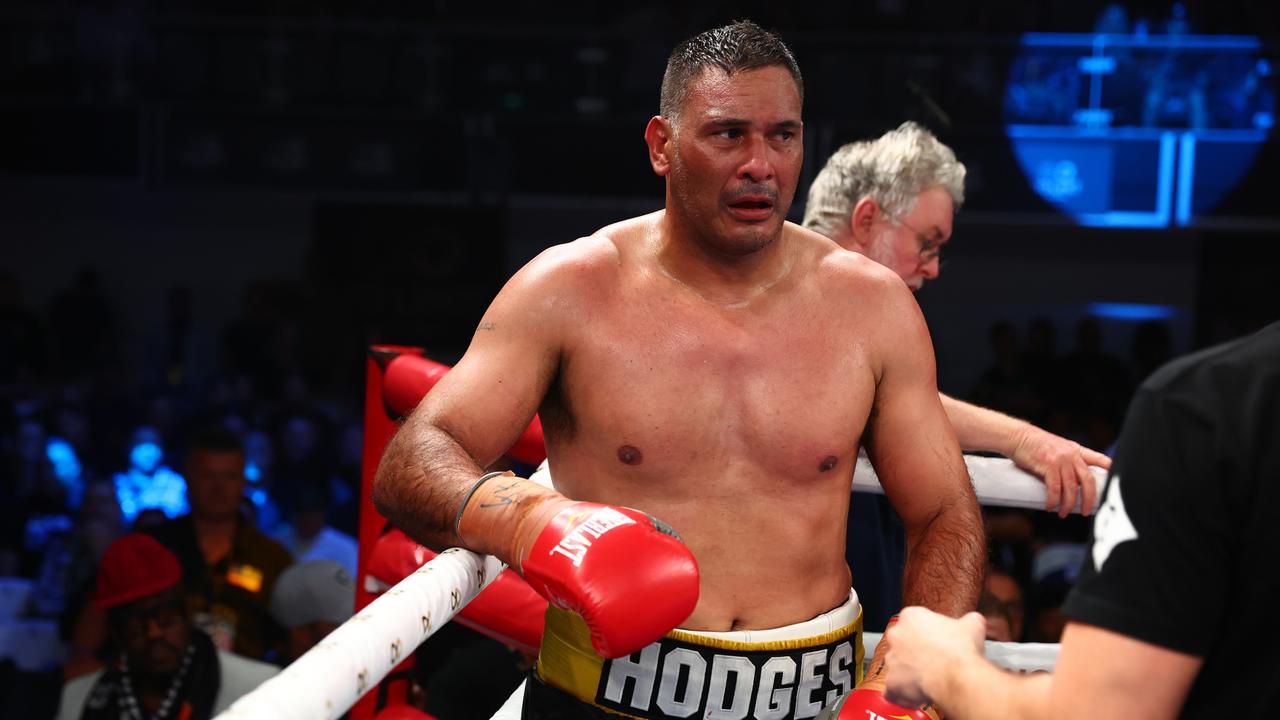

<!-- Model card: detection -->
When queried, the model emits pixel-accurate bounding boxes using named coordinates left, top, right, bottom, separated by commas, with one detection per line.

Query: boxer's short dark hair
left=659, top=20, right=803, bottom=120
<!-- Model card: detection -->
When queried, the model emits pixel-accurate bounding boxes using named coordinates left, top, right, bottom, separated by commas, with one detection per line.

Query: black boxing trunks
left=526, top=591, right=863, bottom=720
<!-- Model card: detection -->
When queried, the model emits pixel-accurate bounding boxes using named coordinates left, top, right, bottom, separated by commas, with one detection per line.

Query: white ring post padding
left=216, top=548, right=506, bottom=720
left=853, top=453, right=1107, bottom=515
left=862, top=632, right=1060, bottom=673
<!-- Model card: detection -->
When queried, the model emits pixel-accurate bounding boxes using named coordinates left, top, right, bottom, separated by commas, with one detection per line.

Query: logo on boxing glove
left=546, top=507, right=637, bottom=567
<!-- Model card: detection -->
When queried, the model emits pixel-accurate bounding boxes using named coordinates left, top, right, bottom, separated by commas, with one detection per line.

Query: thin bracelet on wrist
left=453, top=470, right=514, bottom=545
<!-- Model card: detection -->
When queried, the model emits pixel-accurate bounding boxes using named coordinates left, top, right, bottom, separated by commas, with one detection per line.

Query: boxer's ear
left=645, top=116, right=673, bottom=176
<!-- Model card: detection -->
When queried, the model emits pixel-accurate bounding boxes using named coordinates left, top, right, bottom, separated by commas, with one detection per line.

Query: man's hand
left=1009, top=425, right=1110, bottom=517
left=845, top=675, right=941, bottom=719
left=883, top=607, right=986, bottom=709
left=457, top=473, right=699, bottom=659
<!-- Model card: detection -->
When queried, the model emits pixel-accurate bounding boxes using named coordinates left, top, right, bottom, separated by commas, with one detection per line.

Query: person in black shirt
left=880, top=321, right=1280, bottom=718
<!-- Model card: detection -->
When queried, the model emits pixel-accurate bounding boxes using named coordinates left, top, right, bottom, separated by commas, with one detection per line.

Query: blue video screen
left=1005, top=33, right=1275, bottom=227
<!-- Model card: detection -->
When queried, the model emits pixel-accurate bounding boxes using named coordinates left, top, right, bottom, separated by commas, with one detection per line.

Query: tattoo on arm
left=478, top=481, right=523, bottom=509
left=477, top=321, right=497, bottom=331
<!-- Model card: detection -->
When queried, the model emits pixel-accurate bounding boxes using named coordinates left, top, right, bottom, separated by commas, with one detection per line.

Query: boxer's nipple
left=617, top=445, right=643, bottom=465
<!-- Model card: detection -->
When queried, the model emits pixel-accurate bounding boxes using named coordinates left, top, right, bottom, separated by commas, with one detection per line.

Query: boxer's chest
left=553, top=290, right=875, bottom=481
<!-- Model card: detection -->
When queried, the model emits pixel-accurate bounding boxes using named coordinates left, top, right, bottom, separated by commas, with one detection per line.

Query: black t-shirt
left=1063, top=322, right=1280, bottom=716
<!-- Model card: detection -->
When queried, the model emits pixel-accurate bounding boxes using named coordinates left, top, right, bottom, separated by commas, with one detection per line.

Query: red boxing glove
left=837, top=688, right=940, bottom=720
left=457, top=473, right=699, bottom=659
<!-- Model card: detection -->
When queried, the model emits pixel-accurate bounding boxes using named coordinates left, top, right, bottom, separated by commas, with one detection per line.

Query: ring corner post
left=355, top=344, right=424, bottom=720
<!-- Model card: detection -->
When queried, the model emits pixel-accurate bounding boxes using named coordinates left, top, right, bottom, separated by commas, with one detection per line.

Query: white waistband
left=677, top=589, right=860, bottom=644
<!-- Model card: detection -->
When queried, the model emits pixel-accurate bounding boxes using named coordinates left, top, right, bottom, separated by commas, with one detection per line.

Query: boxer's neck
left=653, top=212, right=793, bottom=307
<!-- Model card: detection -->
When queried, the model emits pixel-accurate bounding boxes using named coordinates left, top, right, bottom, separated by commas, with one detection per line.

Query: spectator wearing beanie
left=57, top=534, right=278, bottom=720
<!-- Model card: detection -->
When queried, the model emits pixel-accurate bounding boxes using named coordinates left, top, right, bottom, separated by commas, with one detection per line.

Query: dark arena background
left=2, top=1, right=1278, bottom=718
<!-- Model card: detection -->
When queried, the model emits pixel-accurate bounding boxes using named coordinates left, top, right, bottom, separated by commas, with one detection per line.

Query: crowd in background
left=1, top=266, right=370, bottom=716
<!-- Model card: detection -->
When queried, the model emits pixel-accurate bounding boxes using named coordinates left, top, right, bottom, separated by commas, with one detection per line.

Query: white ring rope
left=862, top=632, right=1060, bottom=674
left=854, top=453, right=1107, bottom=515
left=223, top=454, right=1090, bottom=719
left=215, top=548, right=506, bottom=720
left=540, top=453, right=1107, bottom=513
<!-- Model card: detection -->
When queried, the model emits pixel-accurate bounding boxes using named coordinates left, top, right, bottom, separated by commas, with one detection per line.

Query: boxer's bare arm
left=864, top=285, right=985, bottom=618
left=860, top=283, right=988, bottom=620
left=857, top=286, right=983, bottom=684
left=372, top=244, right=580, bottom=555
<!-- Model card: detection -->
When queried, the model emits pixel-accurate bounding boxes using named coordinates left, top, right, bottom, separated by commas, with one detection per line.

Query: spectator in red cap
left=56, top=534, right=278, bottom=720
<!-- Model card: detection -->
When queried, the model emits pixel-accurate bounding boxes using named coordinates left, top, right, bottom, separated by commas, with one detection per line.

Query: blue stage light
left=1087, top=303, right=1178, bottom=321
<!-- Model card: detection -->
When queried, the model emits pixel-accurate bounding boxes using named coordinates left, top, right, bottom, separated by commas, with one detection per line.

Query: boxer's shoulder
left=815, top=240, right=916, bottom=309
left=591, top=212, right=654, bottom=246
left=510, top=234, right=624, bottom=302
left=785, top=219, right=841, bottom=250
left=823, top=245, right=904, bottom=286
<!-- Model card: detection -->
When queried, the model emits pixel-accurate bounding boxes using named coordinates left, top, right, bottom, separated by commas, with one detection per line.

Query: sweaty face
left=864, top=186, right=954, bottom=290
left=185, top=449, right=246, bottom=522
left=666, top=66, right=803, bottom=256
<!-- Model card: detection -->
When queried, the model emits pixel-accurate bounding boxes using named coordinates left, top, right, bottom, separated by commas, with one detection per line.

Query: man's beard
left=865, top=229, right=920, bottom=289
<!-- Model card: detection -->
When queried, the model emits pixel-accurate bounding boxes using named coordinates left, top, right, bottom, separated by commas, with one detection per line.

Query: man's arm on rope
left=939, top=393, right=1108, bottom=516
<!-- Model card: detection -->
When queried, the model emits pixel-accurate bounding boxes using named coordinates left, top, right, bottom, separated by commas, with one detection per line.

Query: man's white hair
left=802, top=122, right=966, bottom=239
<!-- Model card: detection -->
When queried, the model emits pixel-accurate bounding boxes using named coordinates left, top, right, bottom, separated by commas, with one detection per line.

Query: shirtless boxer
left=373, top=21, right=984, bottom=720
